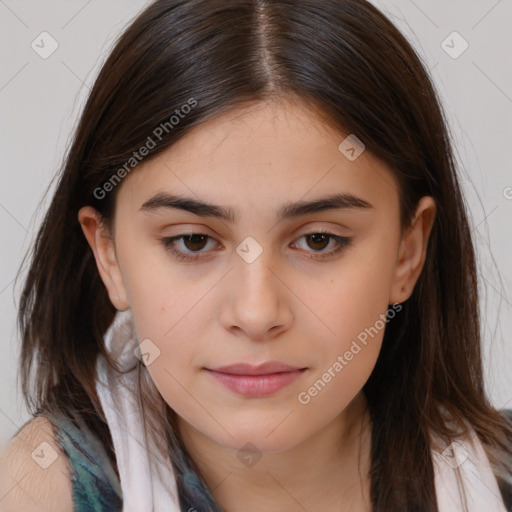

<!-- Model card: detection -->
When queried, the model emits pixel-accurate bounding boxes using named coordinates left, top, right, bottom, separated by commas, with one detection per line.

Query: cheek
left=295, top=277, right=392, bottom=417
left=118, top=235, right=213, bottom=339
left=297, top=237, right=397, bottom=397
left=134, top=310, right=205, bottom=422
left=300, top=291, right=387, bottom=406
left=314, top=246, right=396, bottom=350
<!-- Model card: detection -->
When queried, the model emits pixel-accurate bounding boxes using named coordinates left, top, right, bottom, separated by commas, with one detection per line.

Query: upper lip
left=207, top=362, right=306, bottom=376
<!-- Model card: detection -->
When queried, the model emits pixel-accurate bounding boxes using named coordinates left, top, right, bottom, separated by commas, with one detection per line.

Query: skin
left=79, top=97, right=436, bottom=511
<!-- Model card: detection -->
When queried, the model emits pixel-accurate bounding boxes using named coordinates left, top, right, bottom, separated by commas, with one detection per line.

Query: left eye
left=160, top=234, right=216, bottom=262
left=160, top=232, right=352, bottom=262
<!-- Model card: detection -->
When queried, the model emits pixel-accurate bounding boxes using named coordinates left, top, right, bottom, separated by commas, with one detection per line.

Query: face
left=79, top=98, right=435, bottom=454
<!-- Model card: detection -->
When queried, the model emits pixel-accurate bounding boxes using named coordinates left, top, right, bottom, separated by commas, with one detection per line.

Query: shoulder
left=0, top=415, right=74, bottom=512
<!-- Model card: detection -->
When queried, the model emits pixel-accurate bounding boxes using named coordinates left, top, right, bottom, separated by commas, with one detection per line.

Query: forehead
left=115, top=99, right=399, bottom=221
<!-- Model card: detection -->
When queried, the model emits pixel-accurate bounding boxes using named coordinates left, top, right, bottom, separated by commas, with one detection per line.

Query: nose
left=219, top=251, right=293, bottom=341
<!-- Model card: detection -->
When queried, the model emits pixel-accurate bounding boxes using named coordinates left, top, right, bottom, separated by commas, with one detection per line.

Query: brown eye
left=305, top=233, right=330, bottom=251
left=161, top=231, right=352, bottom=263
left=181, top=234, right=209, bottom=251
left=160, top=233, right=217, bottom=262
left=291, top=231, right=352, bottom=260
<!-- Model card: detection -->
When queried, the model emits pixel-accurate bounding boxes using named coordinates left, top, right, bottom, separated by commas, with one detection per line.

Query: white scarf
left=96, top=309, right=508, bottom=512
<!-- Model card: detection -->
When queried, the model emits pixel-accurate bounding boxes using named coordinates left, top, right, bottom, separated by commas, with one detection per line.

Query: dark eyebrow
left=139, top=192, right=373, bottom=222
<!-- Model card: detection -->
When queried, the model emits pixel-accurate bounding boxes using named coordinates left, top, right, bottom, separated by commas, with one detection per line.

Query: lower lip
left=205, top=369, right=306, bottom=397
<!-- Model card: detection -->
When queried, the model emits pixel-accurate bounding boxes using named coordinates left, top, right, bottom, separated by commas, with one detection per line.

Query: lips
left=204, top=362, right=307, bottom=397
left=207, top=361, right=306, bottom=376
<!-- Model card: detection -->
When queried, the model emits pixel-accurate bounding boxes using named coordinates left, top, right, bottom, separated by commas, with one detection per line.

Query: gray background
left=1, top=0, right=511, bottom=449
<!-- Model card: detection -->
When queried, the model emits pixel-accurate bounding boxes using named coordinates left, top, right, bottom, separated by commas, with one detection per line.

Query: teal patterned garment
left=40, top=408, right=512, bottom=512
left=40, top=408, right=224, bottom=512
left=42, top=410, right=123, bottom=512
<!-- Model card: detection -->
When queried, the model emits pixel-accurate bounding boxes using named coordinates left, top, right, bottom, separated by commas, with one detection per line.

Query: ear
left=77, top=206, right=130, bottom=311
left=389, top=196, right=436, bottom=304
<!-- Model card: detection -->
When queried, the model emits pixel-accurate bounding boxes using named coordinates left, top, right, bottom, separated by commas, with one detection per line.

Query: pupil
left=184, top=234, right=207, bottom=251
left=308, top=234, right=329, bottom=251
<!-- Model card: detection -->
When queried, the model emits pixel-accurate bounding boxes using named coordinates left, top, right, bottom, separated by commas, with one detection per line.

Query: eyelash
left=160, top=231, right=352, bottom=263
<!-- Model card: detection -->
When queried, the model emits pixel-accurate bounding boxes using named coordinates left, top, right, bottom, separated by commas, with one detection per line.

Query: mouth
left=204, top=362, right=308, bottom=398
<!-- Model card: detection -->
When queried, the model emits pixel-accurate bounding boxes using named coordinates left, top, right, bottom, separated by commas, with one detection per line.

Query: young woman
left=1, top=1, right=511, bottom=511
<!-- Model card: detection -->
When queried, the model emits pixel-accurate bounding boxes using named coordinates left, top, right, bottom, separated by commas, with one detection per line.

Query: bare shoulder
left=0, top=415, right=74, bottom=512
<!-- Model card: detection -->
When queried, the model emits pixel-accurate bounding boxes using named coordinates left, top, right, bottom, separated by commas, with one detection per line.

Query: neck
left=177, top=392, right=372, bottom=512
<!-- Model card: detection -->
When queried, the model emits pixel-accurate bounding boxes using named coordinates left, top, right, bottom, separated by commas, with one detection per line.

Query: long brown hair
left=15, top=0, right=512, bottom=510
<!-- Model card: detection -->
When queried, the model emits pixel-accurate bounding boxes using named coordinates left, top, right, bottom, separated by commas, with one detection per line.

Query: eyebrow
left=139, top=192, right=373, bottom=222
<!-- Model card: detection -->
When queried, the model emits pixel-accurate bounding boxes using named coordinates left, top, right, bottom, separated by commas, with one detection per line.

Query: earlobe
left=77, top=206, right=130, bottom=311
left=389, top=196, right=436, bottom=304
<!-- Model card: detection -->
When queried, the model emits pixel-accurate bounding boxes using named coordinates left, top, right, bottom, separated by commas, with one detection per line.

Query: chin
left=210, top=420, right=306, bottom=454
